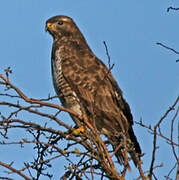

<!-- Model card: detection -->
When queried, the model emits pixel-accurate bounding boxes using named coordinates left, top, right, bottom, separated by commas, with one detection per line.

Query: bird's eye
left=58, top=20, right=63, bottom=25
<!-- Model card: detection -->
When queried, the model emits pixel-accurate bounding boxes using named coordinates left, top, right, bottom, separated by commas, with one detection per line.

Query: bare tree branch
left=0, top=161, right=31, bottom=180
left=147, top=96, right=179, bottom=179
left=156, top=42, right=179, bottom=55
left=1, top=73, right=131, bottom=179
left=167, top=7, right=179, bottom=12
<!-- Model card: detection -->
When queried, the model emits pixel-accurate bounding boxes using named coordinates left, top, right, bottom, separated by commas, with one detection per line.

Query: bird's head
left=45, top=15, right=83, bottom=40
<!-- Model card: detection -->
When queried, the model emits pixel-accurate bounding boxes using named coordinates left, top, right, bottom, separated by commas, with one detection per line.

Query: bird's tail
left=111, top=128, right=141, bottom=167
left=128, top=128, right=141, bottom=167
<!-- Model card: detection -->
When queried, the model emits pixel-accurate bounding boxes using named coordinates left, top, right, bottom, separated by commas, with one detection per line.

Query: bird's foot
left=72, top=126, right=85, bottom=135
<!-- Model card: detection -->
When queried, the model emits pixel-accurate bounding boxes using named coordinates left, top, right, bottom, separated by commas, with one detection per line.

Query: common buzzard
left=45, top=15, right=141, bottom=166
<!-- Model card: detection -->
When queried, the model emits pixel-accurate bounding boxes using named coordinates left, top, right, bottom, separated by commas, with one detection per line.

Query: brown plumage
left=46, top=15, right=141, bottom=166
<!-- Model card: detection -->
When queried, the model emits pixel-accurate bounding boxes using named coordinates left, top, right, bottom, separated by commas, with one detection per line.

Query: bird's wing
left=62, top=51, right=133, bottom=133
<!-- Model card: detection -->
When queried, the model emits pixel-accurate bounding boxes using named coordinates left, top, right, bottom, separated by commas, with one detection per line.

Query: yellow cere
left=47, top=22, right=52, bottom=28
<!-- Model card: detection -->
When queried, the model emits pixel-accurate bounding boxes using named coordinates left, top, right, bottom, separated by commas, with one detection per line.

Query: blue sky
left=0, top=0, right=178, bottom=179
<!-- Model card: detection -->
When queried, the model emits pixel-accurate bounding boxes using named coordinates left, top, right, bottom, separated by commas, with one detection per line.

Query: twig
left=0, top=72, right=143, bottom=179
left=165, top=162, right=177, bottom=180
left=156, top=42, right=179, bottom=54
left=136, top=164, right=163, bottom=180
left=0, top=74, right=82, bottom=120
left=135, top=121, right=179, bottom=147
left=0, top=177, right=13, bottom=180
left=0, top=101, right=72, bottom=130
left=170, top=106, right=179, bottom=161
left=167, top=7, right=179, bottom=12
left=0, top=161, right=31, bottom=180
left=149, top=96, right=179, bottom=179
left=103, top=41, right=114, bottom=70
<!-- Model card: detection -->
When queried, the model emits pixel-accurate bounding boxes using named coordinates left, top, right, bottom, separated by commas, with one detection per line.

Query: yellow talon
left=73, top=126, right=85, bottom=135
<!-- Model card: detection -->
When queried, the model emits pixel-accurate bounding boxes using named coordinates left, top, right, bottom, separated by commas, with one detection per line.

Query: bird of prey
left=45, top=15, right=141, bottom=166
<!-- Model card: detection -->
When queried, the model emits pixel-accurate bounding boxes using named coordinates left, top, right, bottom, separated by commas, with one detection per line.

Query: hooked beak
left=45, top=22, right=52, bottom=32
